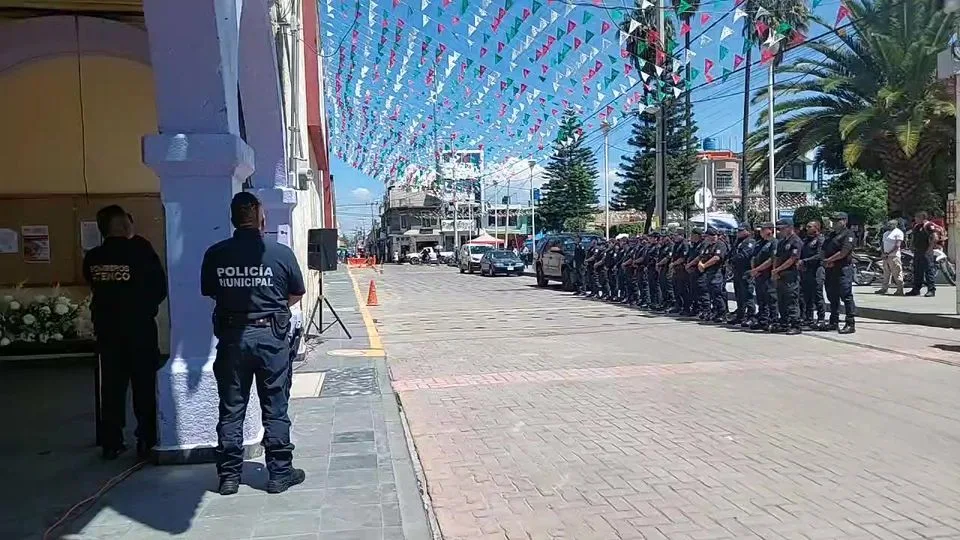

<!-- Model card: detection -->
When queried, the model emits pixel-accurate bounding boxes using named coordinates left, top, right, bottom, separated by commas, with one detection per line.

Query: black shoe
left=266, top=469, right=306, bottom=494
left=767, top=324, right=781, bottom=333
left=727, top=318, right=743, bottom=326
left=741, top=319, right=753, bottom=328
left=710, top=316, right=725, bottom=324
left=823, top=321, right=839, bottom=332
left=905, top=290, right=921, bottom=296
left=839, top=321, right=856, bottom=334
left=925, top=290, right=936, bottom=297
left=800, top=321, right=814, bottom=331
left=218, top=477, right=240, bottom=496
left=101, top=444, right=128, bottom=461
left=136, top=440, right=154, bottom=461
left=786, top=327, right=802, bottom=335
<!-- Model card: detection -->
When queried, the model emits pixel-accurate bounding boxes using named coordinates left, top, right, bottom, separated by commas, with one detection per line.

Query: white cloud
left=485, top=157, right=548, bottom=203
left=350, top=187, right=371, bottom=202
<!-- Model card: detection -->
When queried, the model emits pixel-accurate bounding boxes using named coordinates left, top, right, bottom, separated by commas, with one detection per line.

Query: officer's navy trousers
left=801, top=267, right=826, bottom=322
left=98, top=321, right=160, bottom=451
left=214, top=326, right=294, bottom=480
left=776, top=271, right=802, bottom=328
left=825, top=264, right=857, bottom=322
left=755, top=275, right=778, bottom=324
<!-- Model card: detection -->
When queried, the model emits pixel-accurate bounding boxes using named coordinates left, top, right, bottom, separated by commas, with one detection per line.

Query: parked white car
left=458, top=244, right=493, bottom=273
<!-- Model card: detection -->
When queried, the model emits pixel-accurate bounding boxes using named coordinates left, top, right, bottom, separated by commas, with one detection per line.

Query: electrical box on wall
left=294, top=168, right=315, bottom=190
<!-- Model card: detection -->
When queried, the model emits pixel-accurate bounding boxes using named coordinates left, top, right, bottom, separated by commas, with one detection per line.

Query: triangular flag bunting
left=678, top=0, right=692, bottom=13
left=836, top=4, right=850, bottom=25
left=601, top=20, right=611, bottom=33
left=680, top=22, right=691, bottom=35
left=720, top=26, right=734, bottom=41
left=733, top=54, right=744, bottom=68
left=700, top=12, right=711, bottom=25
left=719, top=45, right=729, bottom=60
left=734, top=8, right=747, bottom=22
left=722, top=67, right=732, bottom=82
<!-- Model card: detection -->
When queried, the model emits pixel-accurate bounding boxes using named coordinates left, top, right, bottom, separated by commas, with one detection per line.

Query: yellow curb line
left=347, top=268, right=384, bottom=350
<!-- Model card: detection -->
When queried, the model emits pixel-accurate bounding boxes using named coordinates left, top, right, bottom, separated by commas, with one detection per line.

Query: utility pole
left=767, top=64, right=777, bottom=222
left=655, top=0, right=667, bottom=229
left=934, top=1, right=960, bottom=312
left=506, top=175, right=511, bottom=249
left=529, top=160, right=536, bottom=257
left=602, top=121, right=611, bottom=239
left=739, top=0, right=753, bottom=224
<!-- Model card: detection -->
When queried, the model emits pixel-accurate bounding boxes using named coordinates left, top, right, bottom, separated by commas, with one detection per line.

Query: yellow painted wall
left=0, top=55, right=158, bottom=194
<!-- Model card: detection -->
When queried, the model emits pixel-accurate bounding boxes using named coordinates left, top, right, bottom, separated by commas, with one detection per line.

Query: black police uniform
left=646, top=234, right=662, bottom=307
left=684, top=236, right=702, bottom=316
left=583, top=244, right=598, bottom=296
left=751, top=235, right=779, bottom=328
left=83, top=234, right=167, bottom=456
left=730, top=233, right=757, bottom=323
left=670, top=237, right=689, bottom=313
left=698, top=236, right=728, bottom=320
left=657, top=237, right=675, bottom=309
left=573, top=242, right=586, bottom=294
left=201, top=227, right=306, bottom=484
left=635, top=240, right=651, bottom=306
left=909, top=221, right=938, bottom=294
left=610, top=244, right=624, bottom=300
left=821, top=226, right=857, bottom=327
left=799, top=233, right=826, bottom=325
left=773, top=230, right=803, bottom=330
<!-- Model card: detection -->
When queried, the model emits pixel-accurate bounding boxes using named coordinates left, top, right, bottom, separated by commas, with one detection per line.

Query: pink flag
left=704, top=58, right=714, bottom=73
left=567, top=20, right=577, bottom=32
left=734, top=54, right=745, bottom=68
left=480, top=47, right=488, bottom=57
left=700, top=13, right=711, bottom=25
left=680, top=22, right=691, bottom=35
left=755, top=21, right=768, bottom=38
left=760, top=47, right=775, bottom=64
left=601, top=21, right=611, bottom=34
left=574, top=37, right=583, bottom=49
left=835, top=4, right=850, bottom=25
left=542, top=64, right=549, bottom=74
left=523, top=68, right=531, bottom=78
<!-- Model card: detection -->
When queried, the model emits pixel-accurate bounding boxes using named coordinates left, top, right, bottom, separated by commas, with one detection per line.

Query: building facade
left=0, top=0, right=333, bottom=461
left=694, top=150, right=816, bottom=216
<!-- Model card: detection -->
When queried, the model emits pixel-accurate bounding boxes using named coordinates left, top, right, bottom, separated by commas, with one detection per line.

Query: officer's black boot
left=101, top=444, right=128, bottom=461
left=839, top=319, right=856, bottom=334
left=823, top=320, right=839, bottom=332
left=786, top=325, right=802, bottom=336
left=136, top=440, right=153, bottom=461
left=266, top=468, right=306, bottom=494
left=800, top=319, right=814, bottom=331
left=740, top=318, right=753, bottom=328
left=218, top=477, right=240, bottom=496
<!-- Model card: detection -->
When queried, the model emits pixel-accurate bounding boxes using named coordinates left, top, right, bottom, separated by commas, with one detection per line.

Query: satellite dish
left=694, top=187, right=713, bottom=210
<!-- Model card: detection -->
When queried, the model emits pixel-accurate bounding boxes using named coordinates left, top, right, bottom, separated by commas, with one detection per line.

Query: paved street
left=364, top=264, right=960, bottom=540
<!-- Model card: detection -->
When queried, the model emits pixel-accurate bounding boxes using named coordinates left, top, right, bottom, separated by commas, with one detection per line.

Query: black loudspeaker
left=307, top=228, right=338, bottom=271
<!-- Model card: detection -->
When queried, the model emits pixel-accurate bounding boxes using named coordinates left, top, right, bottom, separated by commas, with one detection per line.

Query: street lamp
left=529, top=160, right=536, bottom=261
left=643, top=104, right=665, bottom=230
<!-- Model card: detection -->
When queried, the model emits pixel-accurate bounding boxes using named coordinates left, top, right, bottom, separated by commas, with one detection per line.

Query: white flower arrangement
left=0, top=287, right=88, bottom=346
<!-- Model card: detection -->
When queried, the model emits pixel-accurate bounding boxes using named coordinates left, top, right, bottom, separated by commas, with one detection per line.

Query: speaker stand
left=305, top=273, right=352, bottom=340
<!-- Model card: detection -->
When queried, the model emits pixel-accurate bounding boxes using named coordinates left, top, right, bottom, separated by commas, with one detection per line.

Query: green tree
left=612, top=118, right=656, bottom=231
left=664, top=97, right=699, bottom=219
left=818, top=169, right=888, bottom=225
left=538, top=109, right=599, bottom=232
left=792, top=205, right=825, bottom=228
left=746, top=0, right=956, bottom=213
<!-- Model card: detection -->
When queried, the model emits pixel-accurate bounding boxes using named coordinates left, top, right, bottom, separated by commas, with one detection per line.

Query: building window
left=400, top=215, right=408, bottom=229
left=714, top=170, right=734, bottom=194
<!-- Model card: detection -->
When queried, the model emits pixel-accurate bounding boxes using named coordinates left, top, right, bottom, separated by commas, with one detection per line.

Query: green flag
left=678, top=0, right=692, bottom=13
left=583, top=11, right=593, bottom=24
left=719, top=45, right=729, bottom=60
left=532, top=0, right=542, bottom=13
left=721, top=67, right=732, bottom=83
left=585, top=30, right=595, bottom=43
left=495, top=54, right=503, bottom=63
left=461, top=0, right=469, bottom=14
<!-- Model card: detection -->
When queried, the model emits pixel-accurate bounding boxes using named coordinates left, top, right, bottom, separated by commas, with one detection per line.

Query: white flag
left=720, top=26, right=734, bottom=41
left=734, top=8, right=747, bottom=22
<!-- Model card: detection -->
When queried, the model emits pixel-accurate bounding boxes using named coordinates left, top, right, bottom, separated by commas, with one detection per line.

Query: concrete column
left=142, top=0, right=264, bottom=462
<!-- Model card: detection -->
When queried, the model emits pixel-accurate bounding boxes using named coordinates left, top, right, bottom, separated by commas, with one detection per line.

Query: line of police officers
left=571, top=211, right=858, bottom=335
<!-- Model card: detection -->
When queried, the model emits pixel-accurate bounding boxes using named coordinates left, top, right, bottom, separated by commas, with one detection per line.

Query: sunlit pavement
left=363, top=264, right=960, bottom=540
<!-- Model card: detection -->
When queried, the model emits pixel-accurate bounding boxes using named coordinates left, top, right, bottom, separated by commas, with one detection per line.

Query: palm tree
left=745, top=0, right=956, bottom=213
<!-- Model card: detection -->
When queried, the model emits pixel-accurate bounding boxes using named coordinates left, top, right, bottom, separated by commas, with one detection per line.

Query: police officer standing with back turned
left=83, top=205, right=167, bottom=461
left=821, top=211, right=857, bottom=334
left=797, top=221, right=826, bottom=330
left=201, top=192, right=307, bottom=496
left=771, top=220, right=803, bottom=334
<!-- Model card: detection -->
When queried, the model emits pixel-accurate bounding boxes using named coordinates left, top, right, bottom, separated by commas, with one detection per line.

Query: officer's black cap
left=705, top=227, right=719, bottom=235
left=776, top=219, right=793, bottom=228
left=737, top=224, right=750, bottom=232
left=759, top=221, right=775, bottom=229
left=650, top=231, right=661, bottom=238
left=691, top=227, right=703, bottom=235
left=831, top=211, right=849, bottom=220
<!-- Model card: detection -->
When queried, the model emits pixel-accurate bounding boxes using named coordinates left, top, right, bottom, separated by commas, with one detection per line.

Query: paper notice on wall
left=80, top=221, right=102, bottom=252
left=21, top=225, right=50, bottom=263
left=0, top=229, right=17, bottom=254
left=277, top=224, right=291, bottom=247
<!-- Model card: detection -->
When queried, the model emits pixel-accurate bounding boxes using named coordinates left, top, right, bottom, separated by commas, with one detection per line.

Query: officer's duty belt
left=218, top=315, right=273, bottom=328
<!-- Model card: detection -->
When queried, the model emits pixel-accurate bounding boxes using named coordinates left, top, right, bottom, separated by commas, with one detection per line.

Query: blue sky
left=324, top=0, right=848, bottom=233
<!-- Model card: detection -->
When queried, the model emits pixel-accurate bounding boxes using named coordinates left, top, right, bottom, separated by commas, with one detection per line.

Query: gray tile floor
left=61, top=380, right=429, bottom=539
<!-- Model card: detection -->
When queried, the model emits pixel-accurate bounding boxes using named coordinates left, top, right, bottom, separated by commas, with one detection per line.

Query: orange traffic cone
left=366, top=280, right=379, bottom=306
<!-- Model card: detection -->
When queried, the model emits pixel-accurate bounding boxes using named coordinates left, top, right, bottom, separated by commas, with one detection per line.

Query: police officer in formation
left=201, top=192, right=307, bottom=496
left=83, top=205, right=168, bottom=460
left=572, top=215, right=855, bottom=335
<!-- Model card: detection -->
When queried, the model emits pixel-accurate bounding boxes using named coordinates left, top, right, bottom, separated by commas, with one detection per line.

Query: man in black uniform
left=797, top=221, right=826, bottom=330
left=583, top=239, right=599, bottom=297
left=821, top=212, right=857, bottom=334
left=772, top=220, right=803, bottom=334
left=668, top=230, right=689, bottom=314
left=655, top=231, right=675, bottom=312
left=728, top=224, right=756, bottom=326
left=83, top=205, right=167, bottom=460
left=750, top=223, right=779, bottom=331
left=201, top=192, right=307, bottom=495
left=635, top=235, right=651, bottom=307
left=573, top=237, right=586, bottom=295
left=697, top=228, right=728, bottom=322
left=683, top=229, right=703, bottom=317
left=645, top=232, right=662, bottom=309
left=907, top=211, right=941, bottom=297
